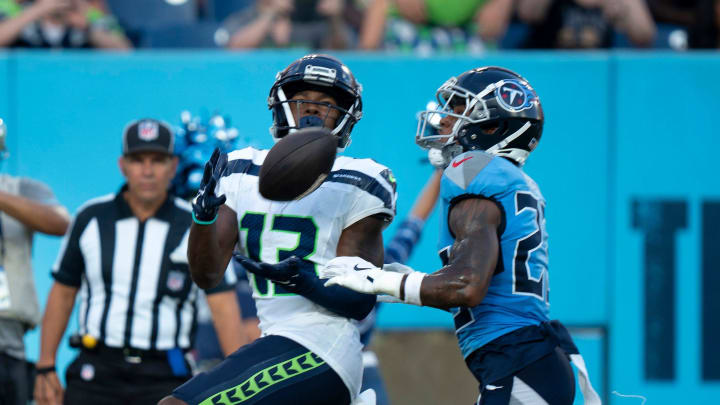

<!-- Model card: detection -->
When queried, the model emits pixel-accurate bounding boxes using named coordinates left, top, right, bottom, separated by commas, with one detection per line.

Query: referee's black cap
left=122, top=118, right=174, bottom=156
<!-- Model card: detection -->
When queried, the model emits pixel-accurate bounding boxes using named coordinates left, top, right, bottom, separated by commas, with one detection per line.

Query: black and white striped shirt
left=52, top=185, right=235, bottom=351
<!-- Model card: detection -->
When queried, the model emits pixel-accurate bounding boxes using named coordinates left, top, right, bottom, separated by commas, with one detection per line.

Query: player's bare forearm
left=189, top=205, right=237, bottom=289
left=420, top=198, right=501, bottom=309
left=409, top=169, right=442, bottom=221
left=0, top=191, right=69, bottom=235
left=37, top=282, right=78, bottom=367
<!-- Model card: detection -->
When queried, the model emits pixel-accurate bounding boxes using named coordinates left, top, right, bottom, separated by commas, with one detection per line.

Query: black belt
left=84, top=343, right=181, bottom=364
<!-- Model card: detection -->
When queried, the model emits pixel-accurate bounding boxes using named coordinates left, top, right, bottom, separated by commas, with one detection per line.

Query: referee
left=33, top=119, right=244, bottom=405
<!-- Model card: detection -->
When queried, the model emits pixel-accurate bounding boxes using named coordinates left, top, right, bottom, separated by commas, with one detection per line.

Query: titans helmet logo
left=495, top=80, right=534, bottom=112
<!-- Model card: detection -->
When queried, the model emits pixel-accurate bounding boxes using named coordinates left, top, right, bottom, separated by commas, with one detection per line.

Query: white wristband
left=373, top=270, right=405, bottom=297
left=403, top=272, right=425, bottom=306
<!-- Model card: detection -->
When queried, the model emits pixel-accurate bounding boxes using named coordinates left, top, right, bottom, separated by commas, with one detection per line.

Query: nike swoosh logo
left=354, top=264, right=373, bottom=271
left=485, top=385, right=504, bottom=391
left=452, top=156, right=473, bottom=168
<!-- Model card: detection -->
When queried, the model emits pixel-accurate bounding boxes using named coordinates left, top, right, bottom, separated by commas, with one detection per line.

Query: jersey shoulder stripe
left=222, top=158, right=261, bottom=177
left=443, top=151, right=534, bottom=202
left=329, top=156, right=396, bottom=211
left=443, top=151, right=494, bottom=190
left=326, top=169, right=394, bottom=210
left=222, top=147, right=266, bottom=178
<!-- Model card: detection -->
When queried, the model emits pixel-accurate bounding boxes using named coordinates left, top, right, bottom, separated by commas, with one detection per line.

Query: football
left=259, top=127, right=337, bottom=201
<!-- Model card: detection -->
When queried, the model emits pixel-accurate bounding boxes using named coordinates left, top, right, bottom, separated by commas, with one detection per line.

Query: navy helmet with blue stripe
left=416, top=67, right=543, bottom=166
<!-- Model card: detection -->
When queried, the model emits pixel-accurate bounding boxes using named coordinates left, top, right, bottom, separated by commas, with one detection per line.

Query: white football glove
left=376, top=262, right=419, bottom=302
left=321, top=257, right=426, bottom=305
left=321, top=257, right=402, bottom=296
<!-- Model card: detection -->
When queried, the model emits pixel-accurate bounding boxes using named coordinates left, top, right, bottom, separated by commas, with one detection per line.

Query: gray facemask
left=0, top=119, right=7, bottom=160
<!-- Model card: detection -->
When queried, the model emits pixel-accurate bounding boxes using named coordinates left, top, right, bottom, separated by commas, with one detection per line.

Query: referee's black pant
left=64, top=348, right=189, bottom=405
left=0, top=352, right=30, bottom=405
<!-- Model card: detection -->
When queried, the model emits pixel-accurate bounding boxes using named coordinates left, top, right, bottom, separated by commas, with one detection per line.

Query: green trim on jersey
left=199, top=351, right=326, bottom=405
left=239, top=211, right=267, bottom=295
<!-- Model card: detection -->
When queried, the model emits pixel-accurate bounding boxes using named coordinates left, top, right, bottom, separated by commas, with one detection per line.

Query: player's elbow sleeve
left=344, top=292, right=376, bottom=321
left=301, top=283, right=376, bottom=320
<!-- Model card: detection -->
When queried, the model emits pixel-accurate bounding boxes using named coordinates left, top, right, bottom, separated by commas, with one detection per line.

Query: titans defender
left=159, top=55, right=396, bottom=405
left=321, top=67, right=601, bottom=404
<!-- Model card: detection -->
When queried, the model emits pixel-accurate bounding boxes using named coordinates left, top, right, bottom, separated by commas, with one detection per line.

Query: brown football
left=259, top=127, right=337, bottom=201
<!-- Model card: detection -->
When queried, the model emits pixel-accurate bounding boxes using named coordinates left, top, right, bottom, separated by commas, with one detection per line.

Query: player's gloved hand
left=321, top=257, right=399, bottom=296
left=320, top=257, right=425, bottom=305
left=427, top=147, right=448, bottom=168
left=192, top=148, right=227, bottom=224
left=234, top=254, right=315, bottom=294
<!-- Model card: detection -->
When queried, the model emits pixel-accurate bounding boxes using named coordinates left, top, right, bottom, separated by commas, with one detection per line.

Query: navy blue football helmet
left=416, top=67, right=543, bottom=166
left=268, top=54, right=363, bottom=151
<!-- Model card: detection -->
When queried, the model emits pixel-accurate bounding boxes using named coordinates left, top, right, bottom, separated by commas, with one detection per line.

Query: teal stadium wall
left=0, top=51, right=717, bottom=403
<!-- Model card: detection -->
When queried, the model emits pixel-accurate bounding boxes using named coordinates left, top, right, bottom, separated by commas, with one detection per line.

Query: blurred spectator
left=0, top=0, right=131, bottom=49
left=358, top=0, right=514, bottom=54
left=647, top=0, right=719, bottom=48
left=0, top=118, right=70, bottom=405
left=517, top=0, right=656, bottom=48
left=225, top=0, right=352, bottom=49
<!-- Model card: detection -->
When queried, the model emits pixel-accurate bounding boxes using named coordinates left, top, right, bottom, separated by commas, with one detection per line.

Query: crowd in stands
left=0, top=0, right=715, bottom=51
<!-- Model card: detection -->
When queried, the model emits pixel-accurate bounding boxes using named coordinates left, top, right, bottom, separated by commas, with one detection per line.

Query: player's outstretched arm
left=322, top=198, right=500, bottom=310
left=420, top=198, right=501, bottom=309
left=189, top=149, right=238, bottom=289
left=189, top=205, right=238, bottom=289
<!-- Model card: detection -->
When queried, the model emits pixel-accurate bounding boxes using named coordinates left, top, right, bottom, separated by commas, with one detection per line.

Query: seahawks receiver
left=159, top=55, right=395, bottom=405
left=321, top=67, right=601, bottom=405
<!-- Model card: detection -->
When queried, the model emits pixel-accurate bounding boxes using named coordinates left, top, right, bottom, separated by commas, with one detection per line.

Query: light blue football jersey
left=438, top=150, right=550, bottom=359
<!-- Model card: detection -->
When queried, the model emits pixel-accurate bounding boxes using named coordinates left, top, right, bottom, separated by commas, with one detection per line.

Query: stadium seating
left=140, top=22, right=227, bottom=48
left=613, top=23, right=688, bottom=50
left=206, top=0, right=253, bottom=22
left=107, top=0, right=197, bottom=32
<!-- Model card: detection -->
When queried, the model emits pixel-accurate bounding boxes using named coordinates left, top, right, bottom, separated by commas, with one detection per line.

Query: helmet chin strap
left=484, top=121, right=531, bottom=155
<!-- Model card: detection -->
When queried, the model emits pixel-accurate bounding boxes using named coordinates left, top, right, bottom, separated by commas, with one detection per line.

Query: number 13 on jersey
left=239, top=211, right=318, bottom=297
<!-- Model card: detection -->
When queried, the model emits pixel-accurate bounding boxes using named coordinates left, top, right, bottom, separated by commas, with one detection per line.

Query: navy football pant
left=173, top=335, right=351, bottom=405
left=472, top=346, right=575, bottom=405
left=465, top=321, right=579, bottom=405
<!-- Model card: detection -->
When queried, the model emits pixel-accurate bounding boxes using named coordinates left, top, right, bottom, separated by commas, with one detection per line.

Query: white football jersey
left=217, top=147, right=397, bottom=398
